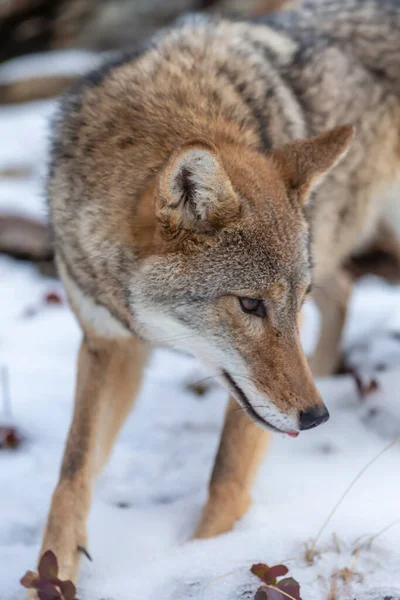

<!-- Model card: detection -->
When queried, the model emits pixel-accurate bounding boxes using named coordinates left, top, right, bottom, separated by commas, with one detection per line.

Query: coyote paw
left=194, top=488, right=251, bottom=539
left=23, top=545, right=87, bottom=599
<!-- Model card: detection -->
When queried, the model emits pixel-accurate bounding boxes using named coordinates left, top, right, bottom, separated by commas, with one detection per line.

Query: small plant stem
left=1, top=365, right=12, bottom=418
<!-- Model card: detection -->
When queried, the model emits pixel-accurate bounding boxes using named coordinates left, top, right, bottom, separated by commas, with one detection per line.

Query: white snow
left=0, top=51, right=103, bottom=83
left=1, top=52, right=400, bottom=600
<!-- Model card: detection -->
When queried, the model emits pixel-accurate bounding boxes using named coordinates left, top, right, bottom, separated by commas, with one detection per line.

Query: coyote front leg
left=194, top=397, right=270, bottom=538
left=31, top=335, right=149, bottom=592
left=310, top=269, right=352, bottom=377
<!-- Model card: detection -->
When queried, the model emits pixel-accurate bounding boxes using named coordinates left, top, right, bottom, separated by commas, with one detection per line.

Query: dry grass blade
left=360, top=519, right=400, bottom=551
left=328, top=575, right=338, bottom=600
left=332, top=533, right=341, bottom=554
left=307, top=437, right=400, bottom=562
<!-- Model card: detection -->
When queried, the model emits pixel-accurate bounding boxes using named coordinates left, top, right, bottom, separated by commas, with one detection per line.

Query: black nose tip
left=299, top=406, right=330, bottom=431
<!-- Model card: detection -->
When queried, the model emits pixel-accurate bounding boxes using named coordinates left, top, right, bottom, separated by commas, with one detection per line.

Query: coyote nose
left=299, top=406, right=330, bottom=430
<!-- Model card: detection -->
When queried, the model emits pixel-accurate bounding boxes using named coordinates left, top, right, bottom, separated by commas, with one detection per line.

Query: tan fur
left=195, top=397, right=270, bottom=538
left=29, top=2, right=400, bottom=591
left=309, top=269, right=353, bottom=377
left=32, top=333, right=149, bottom=588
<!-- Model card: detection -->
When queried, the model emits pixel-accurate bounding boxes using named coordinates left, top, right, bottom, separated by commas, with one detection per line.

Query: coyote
left=29, top=0, right=400, bottom=591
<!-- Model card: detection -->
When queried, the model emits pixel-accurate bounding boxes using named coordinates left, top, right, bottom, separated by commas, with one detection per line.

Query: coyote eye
left=239, top=297, right=266, bottom=318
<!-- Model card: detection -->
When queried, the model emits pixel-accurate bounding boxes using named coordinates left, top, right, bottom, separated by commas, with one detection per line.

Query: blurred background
left=0, top=0, right=300, bottom=273
left=0, top=0, right=397, bottom=286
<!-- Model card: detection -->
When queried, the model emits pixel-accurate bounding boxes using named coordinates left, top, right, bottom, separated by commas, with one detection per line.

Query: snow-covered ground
left=1, top=52, right=400, bottom=600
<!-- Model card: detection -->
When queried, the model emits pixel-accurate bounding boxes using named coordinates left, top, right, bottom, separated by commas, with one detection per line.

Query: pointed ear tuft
left=156, top=141, right=239, bottom=238
left=273, top=125, right=355, bottom=204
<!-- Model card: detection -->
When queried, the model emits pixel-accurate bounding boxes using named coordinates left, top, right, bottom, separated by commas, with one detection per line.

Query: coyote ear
left=273, top=125, right=355, bottom=204
left=156, top=141, right=239, bottom=238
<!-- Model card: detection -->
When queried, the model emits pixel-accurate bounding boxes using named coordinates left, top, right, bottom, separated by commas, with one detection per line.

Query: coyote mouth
left=222, top=370, right=298, bottom=436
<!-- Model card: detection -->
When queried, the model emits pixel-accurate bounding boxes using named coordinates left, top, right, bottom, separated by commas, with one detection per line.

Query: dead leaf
left=0, top=425, right=24, bottom=450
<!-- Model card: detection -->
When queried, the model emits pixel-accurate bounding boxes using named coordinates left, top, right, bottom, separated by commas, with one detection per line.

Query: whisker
left=186, top=374, right=221, bottom=387
left=150, top=332, right=197, bottom=345
left=228, top=405, right=272, bottom=416
left=188, top=372, right=263, bottom=390
left=227, top=371, right=265, bottom=388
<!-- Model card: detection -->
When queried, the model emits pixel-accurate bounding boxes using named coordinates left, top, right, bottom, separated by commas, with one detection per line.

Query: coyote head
left=134, top=126, right=354, bottom=435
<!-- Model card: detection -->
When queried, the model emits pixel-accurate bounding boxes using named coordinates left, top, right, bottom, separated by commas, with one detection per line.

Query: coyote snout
left=220, top=324, right=329, bottom=436
left=299, top=405, right=330, bottom=430
left=223, top=369, right=329, bottom=436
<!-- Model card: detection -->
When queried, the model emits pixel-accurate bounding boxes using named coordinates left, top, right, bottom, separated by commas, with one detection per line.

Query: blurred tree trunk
left=0, top=0, right=72, bottom=63
left=0, top=0, right=298, bottom=64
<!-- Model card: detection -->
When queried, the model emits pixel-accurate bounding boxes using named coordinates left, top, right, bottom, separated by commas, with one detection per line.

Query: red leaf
left=252, top=563, right=289, bottom=585
left=20, top=570, right=39, bottom=589
left=349, top=369, right=379, bottom=400
left=38, top=551, right=59, bottom=581
left=277, top=577, right=301, bottom=600
left=59, top=579, right=77, bottom=600
left=37, top=583, right=62, bottom=600
left=44, top=292, right=63, bottom=305
left=251, top=564, right=270, bottom=581
left=264, top=565, right=289, bottom=584
left=264, top=588, right=286, bottom=600
left=255, top=587, right=269, bottom=600
left=0, top=425, right=24, bottom=450
left=360, top=378, right=378, bottom=398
